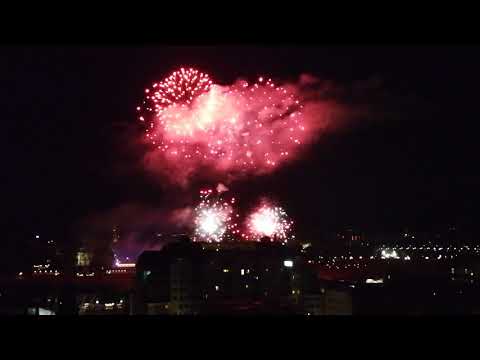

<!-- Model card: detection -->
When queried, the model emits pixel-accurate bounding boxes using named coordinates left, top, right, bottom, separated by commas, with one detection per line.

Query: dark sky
left=2, top=46, right=480, bottom=250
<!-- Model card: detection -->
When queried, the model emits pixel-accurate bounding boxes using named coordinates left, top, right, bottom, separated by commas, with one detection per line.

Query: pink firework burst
left=139, top=67, right=315, bottom=182
left=138, top=67, right=212, bottom=135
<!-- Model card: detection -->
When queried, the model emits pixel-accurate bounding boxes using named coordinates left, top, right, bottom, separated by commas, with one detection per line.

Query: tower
left=113, top=226, right=120, bottom=245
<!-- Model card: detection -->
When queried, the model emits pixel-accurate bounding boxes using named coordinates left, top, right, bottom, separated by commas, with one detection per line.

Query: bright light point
left=284, top=260, right=293, bottom=268
left=200, top=211, right=220, bottom=234
left=381, top=248, right=399, bottom=259
left=116, top=263, right=135, bottom=268
left=366, top=278, right=384, bottom=284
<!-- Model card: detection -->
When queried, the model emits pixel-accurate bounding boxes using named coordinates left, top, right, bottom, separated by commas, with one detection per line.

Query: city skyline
left=3, top=45, right=480, bottom=316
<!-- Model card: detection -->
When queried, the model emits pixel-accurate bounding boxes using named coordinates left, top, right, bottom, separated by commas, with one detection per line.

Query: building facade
left=133, top=239, right=298, bottom=315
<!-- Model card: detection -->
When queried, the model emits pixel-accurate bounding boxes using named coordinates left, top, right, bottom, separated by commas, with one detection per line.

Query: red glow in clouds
left=140, top=67, right=333, bottom=185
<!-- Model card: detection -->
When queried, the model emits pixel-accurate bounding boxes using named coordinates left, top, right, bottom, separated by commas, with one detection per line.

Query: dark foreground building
left=133, top=238, right=300, bottom=315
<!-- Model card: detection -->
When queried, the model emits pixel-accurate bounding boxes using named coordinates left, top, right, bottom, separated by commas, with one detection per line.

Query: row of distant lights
left=76, top=272, right=95, bottom=277
left=79, top=269, right=131, bottom=276
left=322, top=263, right=367, bottom=270
left=317, top=255, right=460, bottom=265
left=25, top=269, right=131, bottom=277
left=312, top=249, right=470, bottom=264
left=310, top=255, right=390, bottom=264
left=106, top=269, right=129, bottom=274
left=32, top=270, right=60, bottom=276
left=81, top=299, right=124, bottom=310
left=381, top=245, right=480, bottom=252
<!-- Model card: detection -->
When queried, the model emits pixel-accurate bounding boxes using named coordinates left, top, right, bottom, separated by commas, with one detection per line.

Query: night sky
left=3, top=46, right=480, bottom=253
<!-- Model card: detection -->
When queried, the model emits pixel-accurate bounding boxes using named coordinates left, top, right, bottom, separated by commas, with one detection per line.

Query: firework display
left=139, top=67, right=310, bottom=177
left=138, top=68, right=311, bottom=243
left=193, top=189, right=240, bottom=242
left=243, top=201, right=294, bottom=242
left=192, top=190, right=293, bottom=243
left=138, top=68, right=212, bottom=130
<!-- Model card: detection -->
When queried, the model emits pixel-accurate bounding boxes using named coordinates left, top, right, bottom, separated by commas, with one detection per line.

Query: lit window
left=241, top=269, right=245, bottom=275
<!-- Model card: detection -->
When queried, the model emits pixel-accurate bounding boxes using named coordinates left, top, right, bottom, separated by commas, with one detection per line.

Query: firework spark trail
left=193, top=189, right=240, bottom=242
left=140, top=67, right=331, bottom=185
left=243, top=201, right=294, bottom=242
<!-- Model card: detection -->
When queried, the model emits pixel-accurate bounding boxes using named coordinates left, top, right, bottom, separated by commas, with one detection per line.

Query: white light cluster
left=381, top=249, right=399, bottom=259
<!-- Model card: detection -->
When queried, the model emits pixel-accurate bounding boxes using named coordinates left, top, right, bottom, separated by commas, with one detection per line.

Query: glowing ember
left=193, top=189, right=239, bottom=242
left=244, top=201, right=294, bottom=242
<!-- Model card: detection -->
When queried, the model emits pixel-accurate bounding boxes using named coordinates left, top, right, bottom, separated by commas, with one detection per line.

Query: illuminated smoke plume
left=243, top=199, right=294, bottom=243
left=216, top=183, right=229, bottom=193
left=140, top=68, right=337, bottom=186
left=78, top=202, right=197, bottom=260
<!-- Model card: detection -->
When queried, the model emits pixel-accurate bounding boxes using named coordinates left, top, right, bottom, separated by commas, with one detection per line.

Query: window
left=143, top=270, right=151, bottom=280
